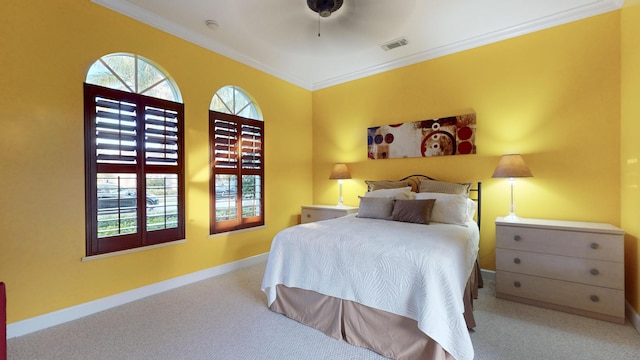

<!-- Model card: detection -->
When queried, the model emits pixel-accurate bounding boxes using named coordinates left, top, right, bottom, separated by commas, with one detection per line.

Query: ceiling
left=93, top=0, right=623, bottom=90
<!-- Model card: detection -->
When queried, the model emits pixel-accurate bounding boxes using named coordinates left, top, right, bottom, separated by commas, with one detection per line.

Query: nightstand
left=495, top=217, right=625, bottom=324
left=301, top=205, right=358, bottom=224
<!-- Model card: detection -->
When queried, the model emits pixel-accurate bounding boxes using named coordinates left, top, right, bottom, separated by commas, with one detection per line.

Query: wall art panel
left=367, top=113, right=476, bottom=159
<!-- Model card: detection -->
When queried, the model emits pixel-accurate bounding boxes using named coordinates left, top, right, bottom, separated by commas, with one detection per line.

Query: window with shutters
left=84, top=53, right=185, bottom=256
left=210, top=86, right=264, bottom=234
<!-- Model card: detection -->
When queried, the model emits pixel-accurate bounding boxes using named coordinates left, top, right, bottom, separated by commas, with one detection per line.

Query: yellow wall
left=312, top=13, right=622, bottom=275
left=2, top=0, right=638, bottom=325
left=0, top=1, right=312, bottom=322
left=621, top=0, right=640, bottom=314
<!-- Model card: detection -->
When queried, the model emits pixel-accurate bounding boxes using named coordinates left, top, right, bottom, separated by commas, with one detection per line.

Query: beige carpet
left=7, top=261, right=640, bottom=359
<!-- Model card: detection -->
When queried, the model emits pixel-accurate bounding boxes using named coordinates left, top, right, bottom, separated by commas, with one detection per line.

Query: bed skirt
left=268, top=262, right=482, bottom=360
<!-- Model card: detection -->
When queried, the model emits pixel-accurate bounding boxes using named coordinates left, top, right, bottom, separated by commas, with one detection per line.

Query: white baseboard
left=480, top=268, right=495, bottom=282
left=626, top=300, right=640, bottom=334
left=7, top=253, right=269, bottom=339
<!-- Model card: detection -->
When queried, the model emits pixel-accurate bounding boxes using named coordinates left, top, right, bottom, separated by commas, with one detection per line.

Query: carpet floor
left=7, top=261, right=640, bottom=359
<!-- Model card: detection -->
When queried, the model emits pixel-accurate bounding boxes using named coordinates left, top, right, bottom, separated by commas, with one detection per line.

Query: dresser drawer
left=496, top=271, right=625, bottom=319
left=496, top=249, right=624, bottom=289
left=496, top=225, right=623, bottom=262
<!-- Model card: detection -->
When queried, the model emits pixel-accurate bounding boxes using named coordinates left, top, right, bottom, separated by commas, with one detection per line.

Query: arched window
left=84, top=53, right=185, bottom=256
left=87, top=53, right=181, bottom=102
left=209, top=86, right=264, bottom=234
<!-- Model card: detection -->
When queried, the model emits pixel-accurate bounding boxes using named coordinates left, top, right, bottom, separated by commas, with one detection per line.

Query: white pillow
left=414, top=192, right=468, bottom=225
left=466, top=198, right=478, bottom=221
left=365, top=186, right=413, bottom=200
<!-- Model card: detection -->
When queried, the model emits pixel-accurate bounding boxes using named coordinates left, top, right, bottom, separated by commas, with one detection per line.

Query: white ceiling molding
left=311, top=0, right=624, bottom=90
left=92, top=0, right=313, bottom=89
left=92, top=0, right=623, bottom=91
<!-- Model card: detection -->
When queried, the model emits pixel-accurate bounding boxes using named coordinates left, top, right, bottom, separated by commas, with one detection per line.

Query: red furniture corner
left=1, top=282, right=6, bottom=360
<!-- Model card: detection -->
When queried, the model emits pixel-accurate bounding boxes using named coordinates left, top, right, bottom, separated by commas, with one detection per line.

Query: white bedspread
left=261, top=214, right=479, bottom=360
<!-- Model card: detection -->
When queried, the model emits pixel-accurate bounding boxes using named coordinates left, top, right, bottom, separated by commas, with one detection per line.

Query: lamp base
left=503, top=213, right=521, bottom=222
left=336, top=180, right=345, bottom=207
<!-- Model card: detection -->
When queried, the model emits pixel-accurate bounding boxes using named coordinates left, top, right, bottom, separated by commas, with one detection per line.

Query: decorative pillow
left=414, top=192, right=469, bottom=225
left=365, top=187, right=413, bottom=200
left=365, top=180, right=409, bottom=192
left=357, top=196, right=395, bottom=220
left=391, top=199, right=436, bottom=225
left=418, top=179, right=471, bottom=195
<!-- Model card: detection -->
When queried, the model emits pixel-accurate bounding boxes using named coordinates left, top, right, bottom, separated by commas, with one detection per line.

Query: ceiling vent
left=380, top=37, right=409, bottom=51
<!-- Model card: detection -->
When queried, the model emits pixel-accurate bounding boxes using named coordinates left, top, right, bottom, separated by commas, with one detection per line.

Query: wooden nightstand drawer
left=496, top=226, right=622, bottom=262
left=496, top=249, right=624, bottom=289
left=301, top=205, right=358, bottom=224
left=496, top=271, right=625, bottom=321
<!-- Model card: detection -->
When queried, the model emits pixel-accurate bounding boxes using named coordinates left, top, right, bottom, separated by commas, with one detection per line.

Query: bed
left=261, top=176, right=482, bottom=360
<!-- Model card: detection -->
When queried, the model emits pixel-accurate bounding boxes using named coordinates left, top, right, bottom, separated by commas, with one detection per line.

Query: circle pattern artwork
left=367, top=114, right=476, bottom=159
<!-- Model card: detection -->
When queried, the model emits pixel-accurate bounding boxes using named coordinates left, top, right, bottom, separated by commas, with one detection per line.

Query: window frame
left=209, top=109, right=264, bottom=235
left=84, top=83, right=185, bottom=256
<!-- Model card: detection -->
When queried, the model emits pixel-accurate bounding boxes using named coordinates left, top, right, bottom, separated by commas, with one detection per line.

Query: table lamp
left=492, top=154, right=533, bottom=222
left=329, top=163, right=351, bottom=206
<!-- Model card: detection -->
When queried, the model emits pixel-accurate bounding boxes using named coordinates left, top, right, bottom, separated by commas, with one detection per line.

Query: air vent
left=380, top=37, right=408, bottom=51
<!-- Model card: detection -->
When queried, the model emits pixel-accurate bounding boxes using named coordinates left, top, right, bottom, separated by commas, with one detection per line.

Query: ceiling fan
left=307, top=0, right=344, bottom=18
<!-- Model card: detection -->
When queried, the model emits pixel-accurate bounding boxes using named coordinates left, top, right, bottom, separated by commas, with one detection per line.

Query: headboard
left=366, top=174, right=482, bottom=230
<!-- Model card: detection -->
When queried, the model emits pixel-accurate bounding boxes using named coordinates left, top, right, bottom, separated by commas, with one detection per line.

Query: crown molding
left=93, top=0, right=622, bottom=92
left=91, top=0, right=313, bottom=89
left=311, top=0, right=624, bottom=90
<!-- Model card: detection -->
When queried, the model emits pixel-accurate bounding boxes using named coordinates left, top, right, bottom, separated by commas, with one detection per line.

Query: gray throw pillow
left=391, top=199, right=436, bottom=224
left=357, top=196, right=394, bottom=220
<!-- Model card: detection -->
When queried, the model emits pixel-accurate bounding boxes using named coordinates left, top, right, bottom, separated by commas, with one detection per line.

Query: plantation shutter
left=210, top=110, right=264, bottom=234
left=214, top=117, right=239, bottom=169
left=241, top=121, right=262, bottom=170
left=85, top=83, right=185, bottom=256
left=95, top=97, right=138, bottom=165
left=145, top=106, right=180, bottom=166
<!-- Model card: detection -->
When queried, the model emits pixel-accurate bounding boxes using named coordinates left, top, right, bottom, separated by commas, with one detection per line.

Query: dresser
left=495, top=217, right=625, bottom=324
left=301, top=205, right=358, bottom=224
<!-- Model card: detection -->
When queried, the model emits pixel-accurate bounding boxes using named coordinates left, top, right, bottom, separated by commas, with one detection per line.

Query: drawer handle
left=513, top=235, right=521, bottom=241
left=590, top=295, right=599, bottom=303
left=513, top=258, right=521, bottom=264
left=306, top=214, right=311, bottom=218
left=590, top=268, right=600, bottom=276
left=513, top=281, right=521, bottom=288
left=590, top=242, right=599, bottom=250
